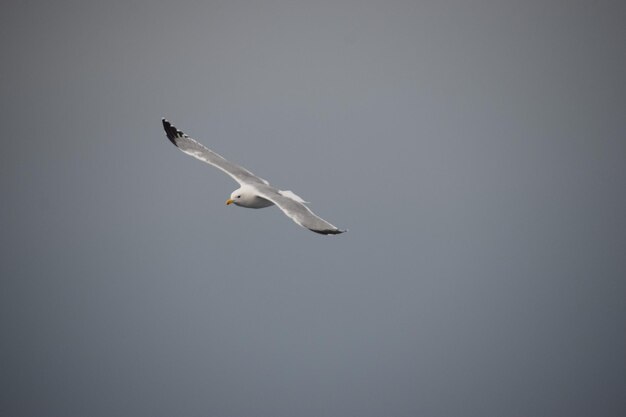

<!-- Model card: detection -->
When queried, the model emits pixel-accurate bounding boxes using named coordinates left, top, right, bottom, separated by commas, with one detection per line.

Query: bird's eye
left=237, top=195, right=241, bottom=198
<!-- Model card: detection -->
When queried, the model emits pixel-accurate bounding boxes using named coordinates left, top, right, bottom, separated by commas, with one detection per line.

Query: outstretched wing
left=254, top=186, right=346, bottom=235
left=162, top=119, right=269, bottom=186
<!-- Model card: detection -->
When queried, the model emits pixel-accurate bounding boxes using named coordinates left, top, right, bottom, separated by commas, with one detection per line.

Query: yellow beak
left=226, top=199, right=234, bottom=205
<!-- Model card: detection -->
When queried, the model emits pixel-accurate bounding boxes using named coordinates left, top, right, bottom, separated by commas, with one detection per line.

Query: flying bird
left=162, top=119, right=346, bottom=235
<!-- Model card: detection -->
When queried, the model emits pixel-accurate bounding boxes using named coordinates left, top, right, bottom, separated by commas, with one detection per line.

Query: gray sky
left=1, top=1, right=625, bottom=416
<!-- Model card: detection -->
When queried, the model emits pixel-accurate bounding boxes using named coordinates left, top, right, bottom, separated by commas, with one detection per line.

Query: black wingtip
left=309, top=228, right=347, bottom=235
left=161, top=118, right=183, bottom=147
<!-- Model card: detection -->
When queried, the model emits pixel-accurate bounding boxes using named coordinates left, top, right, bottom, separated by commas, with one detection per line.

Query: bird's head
left=226, top=186, right=252, bottom=206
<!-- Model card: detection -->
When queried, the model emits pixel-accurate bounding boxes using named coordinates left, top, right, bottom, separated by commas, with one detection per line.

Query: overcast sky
left=1, top=1, right=625, bottom=416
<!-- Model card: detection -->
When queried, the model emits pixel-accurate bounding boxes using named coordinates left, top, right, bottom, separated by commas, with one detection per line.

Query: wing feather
left=162, top=119, right=268, bottom=186
left=254, top=186, right=346, bottom=235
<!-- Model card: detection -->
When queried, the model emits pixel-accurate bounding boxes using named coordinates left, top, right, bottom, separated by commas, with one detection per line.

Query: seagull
left=162, top=119, right=346, bottom=235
